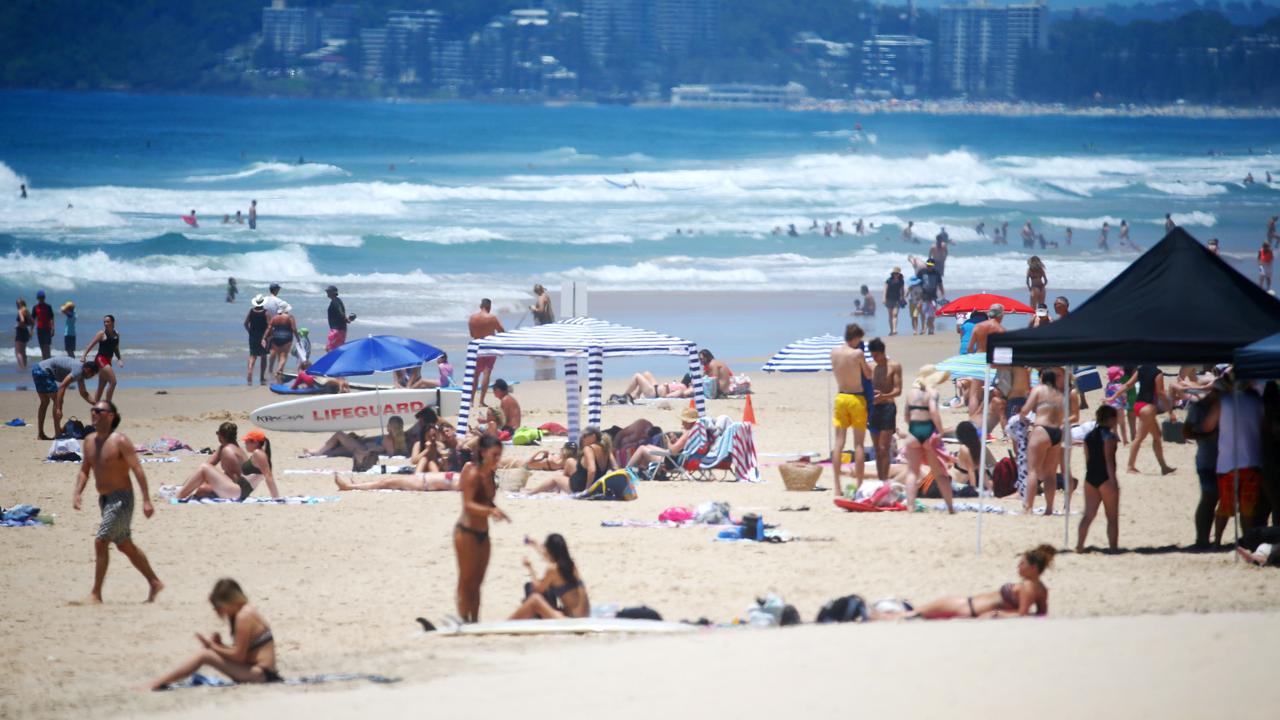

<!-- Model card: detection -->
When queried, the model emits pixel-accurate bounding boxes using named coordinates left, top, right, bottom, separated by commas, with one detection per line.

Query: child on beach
left=1103, top=366, right=1130, bottom=444
left=149, top=579, right=278, bottom=690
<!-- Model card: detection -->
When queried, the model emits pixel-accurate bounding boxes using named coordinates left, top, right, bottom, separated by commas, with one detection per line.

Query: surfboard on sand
left=430, top=617, right=697, bottom=637
left=250, top=388, right=462, bottom=433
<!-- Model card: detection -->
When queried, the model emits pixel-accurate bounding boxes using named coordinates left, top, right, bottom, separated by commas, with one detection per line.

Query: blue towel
left=162, top=672, right=398, bottom=690
left=2, top=504, right=41, bottom=522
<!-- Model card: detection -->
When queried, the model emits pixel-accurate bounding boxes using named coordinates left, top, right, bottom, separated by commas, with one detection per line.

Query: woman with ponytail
left=510, top=533, right=589, bottom=619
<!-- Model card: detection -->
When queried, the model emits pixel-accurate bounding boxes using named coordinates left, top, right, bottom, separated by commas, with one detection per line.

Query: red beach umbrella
left=937, top=293, right=1034, bottom=316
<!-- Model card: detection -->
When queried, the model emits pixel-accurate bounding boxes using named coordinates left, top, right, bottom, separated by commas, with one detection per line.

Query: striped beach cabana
left=761, top=334, right=871, bottom=373
left=456, top=317, right=705, bottom=441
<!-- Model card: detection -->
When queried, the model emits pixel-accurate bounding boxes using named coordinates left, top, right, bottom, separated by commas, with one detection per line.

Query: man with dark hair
left=492, top=379, right=521, bottom=433
left=915, top=259, right=944, bottom=335
left=32, top=290, right=54, bottom=360
left=325, top=285, right=355, bottom=352
left=830, top=324, right=872, bottom=495
left=32, top=356, right=99, bottom=440
left=867, top=338, right=901, bottom=482
left=468, top=298, right=505, bottom=407
left=72, top=400, right=162, bottom=604
left=699, top=348, right=733, bottom=398
left=1053, top=296, right=1070, bottom=320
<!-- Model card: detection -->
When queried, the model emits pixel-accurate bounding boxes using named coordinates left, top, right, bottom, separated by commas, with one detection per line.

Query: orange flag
left=743, top=395, right=757, bottom=424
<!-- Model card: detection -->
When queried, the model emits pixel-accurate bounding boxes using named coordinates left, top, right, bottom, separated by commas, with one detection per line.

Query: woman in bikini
left=883, top=545, right=1055, bottom=620
left=264, top=305, right=297, bottom=383
left=14, top=298, right=32, bottom=370
left=454, top=435, right=509, bottom=623
left=519, top=442, right=580, bottom=494
left=1025, top=256, right=1047, bottom=308
left=176, top=423, right=279, bottom=501
left=81, top=314, right=123, bottom=402
left=902, top=373, right=954, bottom=512
left=1019, top=369, right=1074, bottom=515
left=1113, top=364, right=1176, bottom=475
left=149, top=578, right=279, bottom=689
left=619, top=371, right=692, bottom=402
left=510, top=533, right=590, bottom=619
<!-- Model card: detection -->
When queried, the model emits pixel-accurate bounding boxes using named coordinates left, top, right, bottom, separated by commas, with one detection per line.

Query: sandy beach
left=3, top=332, right=1279, bottom=719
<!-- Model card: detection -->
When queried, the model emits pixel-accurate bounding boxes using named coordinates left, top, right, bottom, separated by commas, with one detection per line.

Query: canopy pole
left=1063, top=365, right=1073, bottom=548
left=826, top=374, right=834, bottom=469
left=564, top=358, right=581, bottom=443
left=455, top=341, right=480, bottom=436
left=1232, top=384, right=1241, bottom=560
left=977, top=365, right=992, bottom=555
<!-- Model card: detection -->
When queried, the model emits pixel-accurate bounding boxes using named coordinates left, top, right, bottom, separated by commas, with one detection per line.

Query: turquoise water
left=1, top=91, right=1278, bottom=385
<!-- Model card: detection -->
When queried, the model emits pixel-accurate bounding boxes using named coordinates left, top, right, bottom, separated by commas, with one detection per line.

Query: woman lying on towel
left=150, top=578, right=279, bottom=689
left=176, top=424, right=281, bottom=501
left=300, top=415, right=408, bottom=465
left=331, top=469, right=459, bottom=492
left=618, top=371, right=694, bottom=402
left=510, top=533, right=590, bottom=619
left=881, top=545, right=1054, bottom=620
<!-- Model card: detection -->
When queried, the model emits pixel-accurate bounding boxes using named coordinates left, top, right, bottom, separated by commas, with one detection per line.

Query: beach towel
left=47, top=437, right=81, bottom=461
left=682, top=418, right=760, bottom=483
left=141, top=457, right=180, bottom=464
left=161, top=672, right=399, bottom=690
left=834, top=498, right=907, bottom=512
left=158, top=486, right=340, bottom=506
left=931, top=502, right=1012, bottom=514
left=2, top=504, right=50, bottom=527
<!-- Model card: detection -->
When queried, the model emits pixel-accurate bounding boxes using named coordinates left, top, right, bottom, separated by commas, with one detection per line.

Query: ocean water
left=1, top=91, right=1278, bottom=386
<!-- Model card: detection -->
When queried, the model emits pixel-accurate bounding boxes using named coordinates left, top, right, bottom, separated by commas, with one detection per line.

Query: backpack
left=815, top=594, right=869, bottom=623
left=919, top=269, right=939, bottom=294
left=59, top=417, right=87, bottom=440
left=580, top=468, right=638, bottom=501
left=510, top=426, right=543, bottom=446
left=992, top=456, right=1018, bottom=498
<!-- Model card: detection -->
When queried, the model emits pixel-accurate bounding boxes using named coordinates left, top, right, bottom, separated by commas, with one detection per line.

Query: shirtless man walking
left=831, top=324, right=872, bottom=496
left=966, top=304, right=1006, bottom=429
left=468, top=299, right=505, bottom=407
left=867, top=338, right=902, bottom=482
left=71, top=401, right=162, bottom=604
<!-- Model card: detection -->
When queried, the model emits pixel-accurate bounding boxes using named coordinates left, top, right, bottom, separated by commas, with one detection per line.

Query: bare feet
left=70, top=593, right=104, bottom=606
left=39, top=434, right=52, bottom=441
left=1126, top=466, right=1140, bottom=474
left=333, top=472, right=353, bottom=491
left=147, top=580, right=164, bottom=603
left=1160, top=466, right=1177, bottom=476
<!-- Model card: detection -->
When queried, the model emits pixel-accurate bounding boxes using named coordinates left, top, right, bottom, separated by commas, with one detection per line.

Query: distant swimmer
left=20, top=183, right=27, bottom=199
left=222, top=214, right=231, bottom=225
left=183, top=211, right=198, bottom=228
left=1021, top=221, right=1035, bottom=248
left=1268, top=215, right=1277, bottom=243
left=835, top=221, right=845, bottom=235
left=298, top=156, right=304, bottom=165
left=787, top=224, right=799, bottom=237
left=248, top=200, right=257, bottom=230
left=901, top=221, right=915, bottom=243
left=855, top=218, right=865, bottom=235
left=226, top=278, right=237, bottom=304
left=1165, top=213, right=1176, bottom=233
left=771, top=226, right=782, bottom=235
left=1099, top=222, right=1110, bottom=251
left=235, top=210, right=243, bottom=224
left=1244, top=172, right=1255, bottom=185
left=1119, top=220, right=1131, bottom=248
left=1268, top=171, right=1273, bottom=183
left=1065, top=227, right=1073, bottom=245
left=974, top=222, right=986, bottom=238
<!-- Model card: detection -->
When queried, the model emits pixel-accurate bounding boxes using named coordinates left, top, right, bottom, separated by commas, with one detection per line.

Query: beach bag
left=815, top=594, right=869, bottom=623
left=580, top=468, right=638, bottom=501
left=919, top=269, right=939, bottom=295
left=511, top=426, right=543, bottom=446
left=1161, top=419, right=1185, bottom=444
left=58, top=418, right=87, bottom=440
left=991, top=456, right=1018, bottom=498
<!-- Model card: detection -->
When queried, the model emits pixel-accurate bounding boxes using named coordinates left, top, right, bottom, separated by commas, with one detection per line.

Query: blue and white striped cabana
left=761, top=334, right=872, bottom=373
left=457, top=317, right=705, bottom=441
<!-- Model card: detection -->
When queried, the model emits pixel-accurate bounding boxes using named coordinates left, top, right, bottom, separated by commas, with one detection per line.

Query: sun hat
left=279, top=302, right=292, bottom=314
left=251, top=294, right=266, bottom=308
left=892, top=266, right=901, bottom=273
left=242, top=428, right=267, bottom=443
left=1107, top=366, right=1123, bottom=382
left=1034, top=304, right=1047, bottom=317
left=680, top=406, right=699, bottom=423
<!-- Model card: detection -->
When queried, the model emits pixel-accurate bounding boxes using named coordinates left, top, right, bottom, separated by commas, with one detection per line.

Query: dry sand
left=2, top=332, right=1278, bottom=719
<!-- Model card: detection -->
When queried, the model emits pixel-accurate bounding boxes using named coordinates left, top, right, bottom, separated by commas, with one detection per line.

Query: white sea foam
left=1146, top=181, right=1228, bottom=197
left=184, top=161, right=349, bottom=183
left=399, top=227, right=509, bottom=244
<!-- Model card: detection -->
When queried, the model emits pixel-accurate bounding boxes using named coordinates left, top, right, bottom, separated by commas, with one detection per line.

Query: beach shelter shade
left=761, top=334, right=873, bottom=373
left=988, top=228, right=1280, bottom=366
left=456, top=317, right=704, bottom=441
left=938, top=294, right=1034, bottom=317
left=1234, top=331, right=1280, bottom=379
left=308, top=335, right=444, bottom=377
left=934, top=353, right=994, bottom=380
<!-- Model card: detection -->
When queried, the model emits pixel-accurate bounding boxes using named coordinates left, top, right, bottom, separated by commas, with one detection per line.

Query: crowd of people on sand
left=16, top=209, right=1280, bottom=692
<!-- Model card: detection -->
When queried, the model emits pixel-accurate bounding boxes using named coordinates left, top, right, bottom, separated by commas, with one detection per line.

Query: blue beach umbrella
left=308, top=335, right=444, bottom=377
left=934, top=353, right=990, bottom=380
left=307, top=335, right=445, bottom=438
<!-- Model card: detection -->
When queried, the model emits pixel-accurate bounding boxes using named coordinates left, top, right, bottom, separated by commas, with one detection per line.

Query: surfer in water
left=185, top=211, right=198, bottom=228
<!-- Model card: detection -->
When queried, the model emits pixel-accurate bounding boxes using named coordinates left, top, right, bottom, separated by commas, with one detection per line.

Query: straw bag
left=780, top=462, right=821, bottom=492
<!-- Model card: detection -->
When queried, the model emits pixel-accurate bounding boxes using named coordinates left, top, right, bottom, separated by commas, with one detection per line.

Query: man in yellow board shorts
left=830, top=323, right=871, bottom=497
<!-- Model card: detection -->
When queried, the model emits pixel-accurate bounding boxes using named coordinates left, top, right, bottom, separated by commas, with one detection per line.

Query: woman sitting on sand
left=301, top=415, right=409, bottom=468
left=616, top=371, right=693, bottom=402
left=518, top=442, right=579, bottom=494
left=176, top=424, right=280, bottom=501
left=150, top=579, right=278, bottom=690
left=455, top=436, right=510, bottom=622
left=885, top=545, right=1055, bottom=620
left=510, top=533, right=590, bottom=619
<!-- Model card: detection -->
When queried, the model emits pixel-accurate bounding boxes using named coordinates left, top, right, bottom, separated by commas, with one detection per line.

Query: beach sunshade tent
left=985, top=228, right=1280, bottom=552
left=938, top=294, right=1034, bottom=317
left=988, top=228, right=1280, bottom=366
left=306, top=334, right=446, bottom=436
left=762, top=334, right=874, bottom=459
left=1234, top=332, right=1280, bottom=379
left=934, top=353, right=994, bottom=380
left=456, top=317, right=704, bottom=442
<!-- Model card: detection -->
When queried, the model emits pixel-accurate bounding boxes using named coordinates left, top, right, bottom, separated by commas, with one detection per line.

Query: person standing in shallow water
left=248, top=200, right=257, bottom=230
left=883, top=266, right=905, bottom=336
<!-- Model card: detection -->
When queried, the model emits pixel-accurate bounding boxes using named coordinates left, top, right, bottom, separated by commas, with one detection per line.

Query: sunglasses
left=91, top=407, right=112, bottom=415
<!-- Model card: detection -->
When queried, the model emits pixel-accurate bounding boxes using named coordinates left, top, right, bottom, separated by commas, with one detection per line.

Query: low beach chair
left=673, top=418, right=760, bottom=483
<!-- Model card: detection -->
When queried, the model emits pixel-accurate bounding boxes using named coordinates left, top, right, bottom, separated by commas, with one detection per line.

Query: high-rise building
left=360, top=27, right=388, bottom=80
left=938, top=1, right=1046, bottom=97
left=261, top=0, right=319, bottom=59
left=583, top=0, right=648, bottom=68
left=385, top=10, right=443, bottom=84
left=319, top=4, right=360, bottom=43
left=861, top=35, right=932, bottom=97
left=653, top=0, right=720, bottom=59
